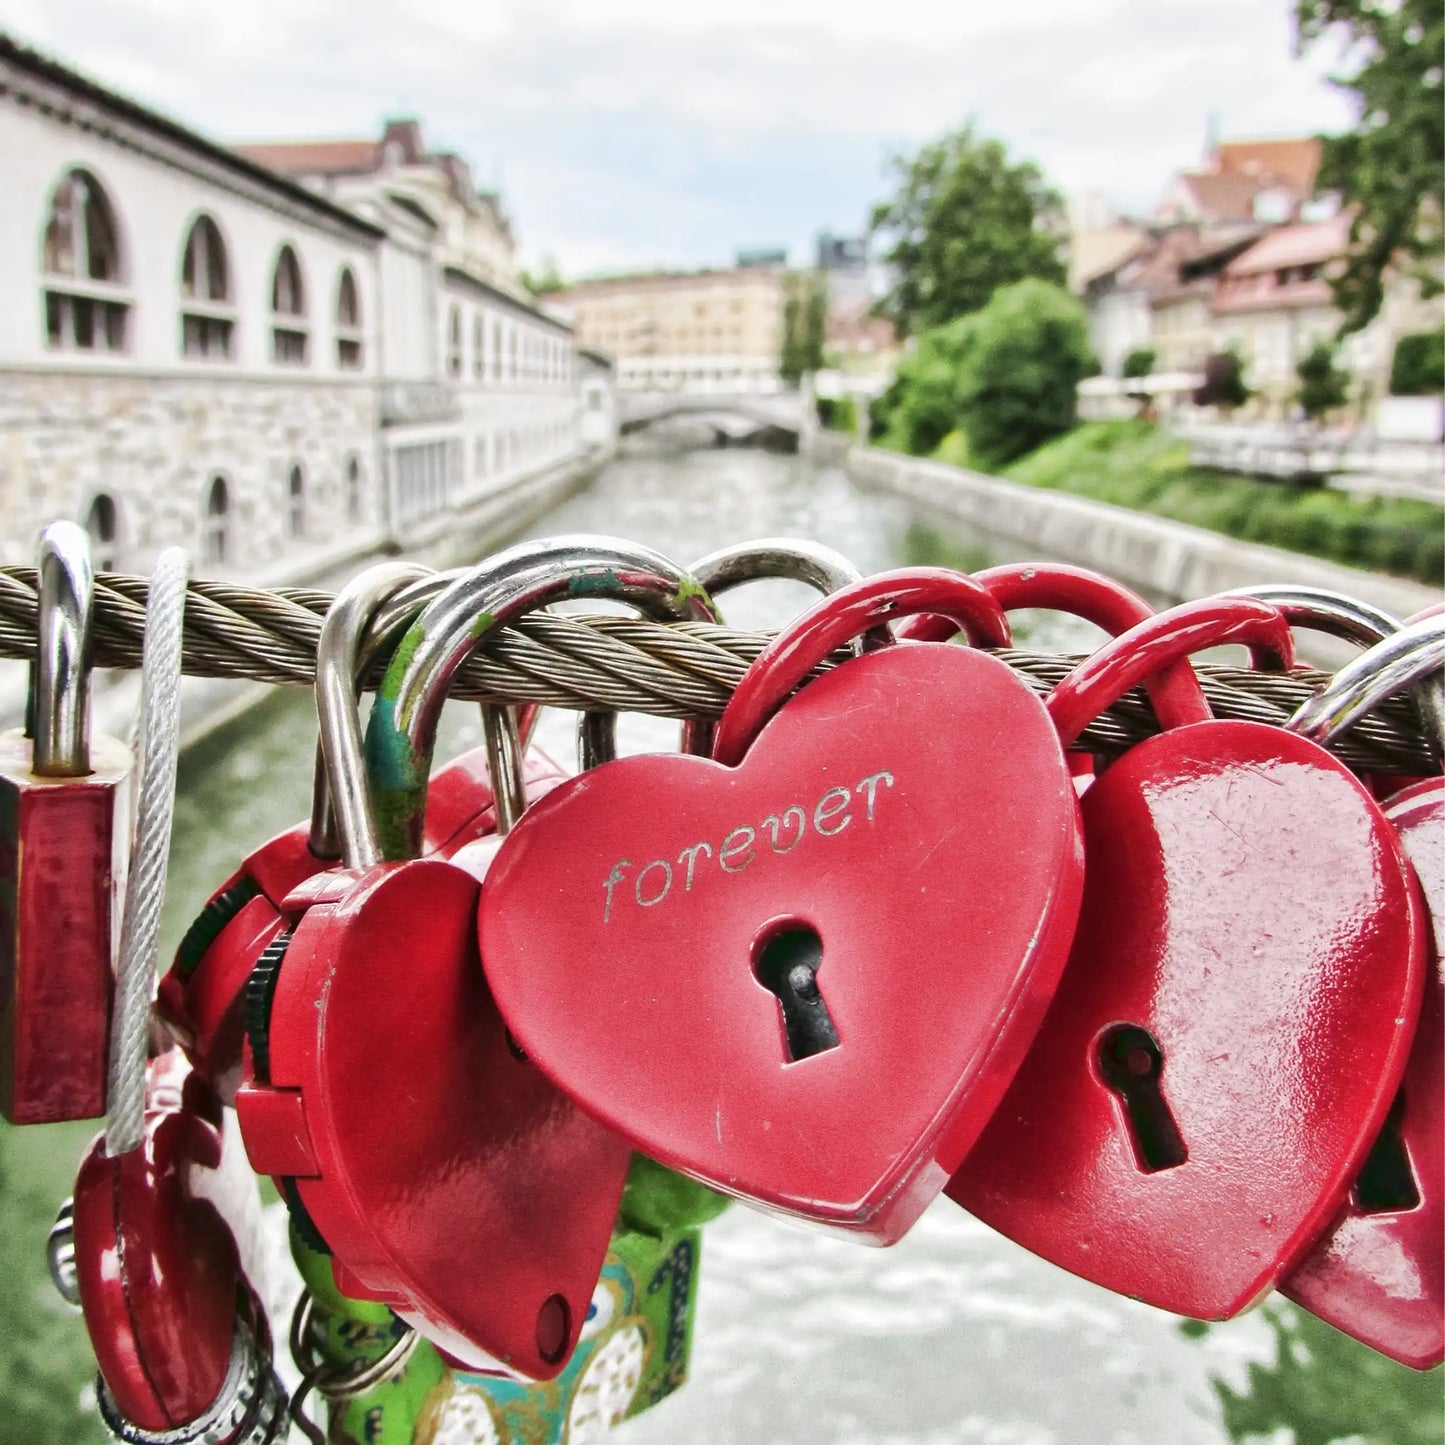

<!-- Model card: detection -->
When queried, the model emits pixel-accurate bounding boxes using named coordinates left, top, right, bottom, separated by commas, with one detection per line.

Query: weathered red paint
left=0, top=730, right=130, bottom=1124
left=1283, top=777, right=1444, bottom=1369
left=235, top=854, right=631, bottom=1379
left=950, top=598, right=1426, bottom=1319
left=480, top=571, right=1083, bottom=1242
left=71, top=1053, right=240, bottom=1432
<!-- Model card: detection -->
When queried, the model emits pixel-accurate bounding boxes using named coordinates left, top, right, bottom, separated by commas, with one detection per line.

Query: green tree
left=1121, top=346, right=1156, bottom=380
left=1389, top=330, right=1445, bottom=395
left=1193, top=350, right=1251, bottom=412
left=1295, top=0, right=1444, bottom=333
left=779, top=271, right=828, bottom=384
left=869, top=123, right=1065, bottom=335
left=518, top=255, right=564, bottom=296
left=953, top=279, right=1095, bottom=468
left=1295, top=339, right=1351, bottom=419
left=875, top=315, right=980, bottom=455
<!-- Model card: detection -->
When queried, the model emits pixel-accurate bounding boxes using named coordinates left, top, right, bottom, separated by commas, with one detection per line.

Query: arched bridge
left=618, top=389, right=814, bottom=439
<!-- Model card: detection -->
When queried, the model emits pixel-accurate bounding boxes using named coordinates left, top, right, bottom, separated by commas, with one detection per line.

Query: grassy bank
left=928, top=420, right=1444, bottom=586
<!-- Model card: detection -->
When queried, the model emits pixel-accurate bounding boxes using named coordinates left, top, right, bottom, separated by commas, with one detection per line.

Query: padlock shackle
left=902, top=563, right=1211, bottom=731
left=32, top=520, right=95, bottom=777
left=314, top=563, right=447, bottom=868
left=684, top=538, right=870, bottom=758
left=367, top=536, right=718, bottom=860
left=711, top=568, right=1012, bottom=768
left=1046, top=596, right=1295, bottom=748
left=1288, top=614, right=1445, bottom=758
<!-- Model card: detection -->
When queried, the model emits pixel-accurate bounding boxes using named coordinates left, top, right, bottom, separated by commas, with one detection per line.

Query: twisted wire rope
left=0, top=566, right=1436, bottom=775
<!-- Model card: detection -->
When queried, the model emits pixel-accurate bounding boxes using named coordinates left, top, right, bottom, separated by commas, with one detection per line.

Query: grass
left=922, top=419, right=1444, bottom=587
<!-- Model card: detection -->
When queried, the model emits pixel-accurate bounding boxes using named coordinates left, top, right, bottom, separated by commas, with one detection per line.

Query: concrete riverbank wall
left=847, top=445, right=1441, bottom=668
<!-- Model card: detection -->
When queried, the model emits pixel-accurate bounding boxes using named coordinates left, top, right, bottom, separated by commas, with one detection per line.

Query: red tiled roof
left=1224, top=214, right=1351, bottom=276
left=1216, top=137, right=1321, bottom=194
left=232, top=139, right=379, bottom=175
left=1176, top=170, right=1268, bottom=223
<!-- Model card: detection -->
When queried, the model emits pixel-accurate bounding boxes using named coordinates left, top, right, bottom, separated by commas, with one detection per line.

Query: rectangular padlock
left=0, top=522, right=132, bottom=1124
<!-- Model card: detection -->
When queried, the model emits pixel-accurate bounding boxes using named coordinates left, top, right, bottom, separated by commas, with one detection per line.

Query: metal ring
left=32, top=519, right=95, bottom=776
left=288, top=1290, right=420, bottom=1400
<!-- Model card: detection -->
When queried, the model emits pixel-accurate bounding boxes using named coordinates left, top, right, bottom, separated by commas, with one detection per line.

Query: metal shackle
left=1288, top=614, right=1445, bottom=756
left=366, top=535, right=719, bottom=861
left=314, top=563, right=465, bottom=870
left=31, top=520, right=96, bottom=777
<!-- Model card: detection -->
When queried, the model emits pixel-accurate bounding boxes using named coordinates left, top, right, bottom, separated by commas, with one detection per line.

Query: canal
left=1, top=445, right=1435, bottom=1443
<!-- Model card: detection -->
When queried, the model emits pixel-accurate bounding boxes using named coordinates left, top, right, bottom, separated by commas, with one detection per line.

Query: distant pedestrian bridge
left=618, top=388, right=812, bottom=440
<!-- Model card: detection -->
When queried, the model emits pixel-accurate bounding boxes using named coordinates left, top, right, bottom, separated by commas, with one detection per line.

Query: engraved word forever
left=601, top=770, right=895, bottom=922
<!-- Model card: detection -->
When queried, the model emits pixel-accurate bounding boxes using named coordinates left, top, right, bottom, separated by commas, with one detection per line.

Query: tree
left=1193, top=350, right=1251, bottom=412
left=953, top=279, right=1095, bottom=468
left=779, top=271, right=828, bottom=384
left=877, top=315, right=980, bottom=455
left=1389, top=330, right=1445, bottom=395
left=869, top=123, right=1066, bottom=335
left=1295, top=339, right=1351, bottom=419
left=1295, top=0, right=1444, bottom=333
left=1121, top=346, right=1156, bottom=380
left=518, top=255, right=564, bottom=296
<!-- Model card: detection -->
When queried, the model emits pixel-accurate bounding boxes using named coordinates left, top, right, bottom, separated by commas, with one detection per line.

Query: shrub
left=880, top=316, right=980, bottom=456
left=1193, top=350, right=1250, bottom=411
left=1121, top=346, right=1156, bottom=380
left=1295, top=340, right=1350, bottom=420
left=815, top=394, right=856, bottom=433
left=1389, top=332, right=1445, bottom=397
left=953, top=279, right=1096, bottom=468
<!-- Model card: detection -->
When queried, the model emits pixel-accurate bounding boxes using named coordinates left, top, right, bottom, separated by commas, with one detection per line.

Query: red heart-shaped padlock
left=949, top=597, right=1426, bottom=1318
left=479, top=569, right=1084, bottom=1243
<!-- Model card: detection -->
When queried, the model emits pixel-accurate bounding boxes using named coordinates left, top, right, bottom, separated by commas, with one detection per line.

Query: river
left=0, top=443, right=1435, bottom=1444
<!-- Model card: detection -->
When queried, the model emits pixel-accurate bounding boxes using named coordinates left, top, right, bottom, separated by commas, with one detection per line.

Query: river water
left=3, top=444, right=1435, bottom=1444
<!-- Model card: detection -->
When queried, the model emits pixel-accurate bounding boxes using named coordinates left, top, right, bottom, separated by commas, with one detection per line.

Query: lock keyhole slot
left=1353, top=1090, right=1420, bottom=1214
left=752, top=923, right=840, bottom=1064
left=1097, top=1024, right=1188, bottom=1174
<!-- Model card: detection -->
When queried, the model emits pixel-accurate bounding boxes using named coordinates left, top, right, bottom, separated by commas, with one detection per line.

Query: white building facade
left=0, top=38, right=603, bottom=580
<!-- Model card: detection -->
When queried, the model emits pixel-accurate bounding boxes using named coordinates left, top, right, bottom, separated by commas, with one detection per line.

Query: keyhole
left=1353, top=1090, right=1420, bottom=1214
left=753, top=924, right=840, bottom=1063
left=1098, top=1024, right=1188, bottom=1173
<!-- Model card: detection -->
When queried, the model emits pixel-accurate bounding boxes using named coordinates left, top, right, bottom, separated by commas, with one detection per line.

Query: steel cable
left=0, top=566, right=1436, bottom=774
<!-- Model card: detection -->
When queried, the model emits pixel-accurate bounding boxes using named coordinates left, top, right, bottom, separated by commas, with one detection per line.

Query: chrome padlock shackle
left=1288, top=614, right=1445, bottom=755
left=366, top=536, right=719, bottom=860
left=1225, top=584, right=1445, bottom=758
left=31, top=520, right=96, bottom=777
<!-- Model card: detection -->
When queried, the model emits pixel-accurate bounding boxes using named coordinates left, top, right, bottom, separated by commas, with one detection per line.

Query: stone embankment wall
left=848, top=446, right=1441, bottom=669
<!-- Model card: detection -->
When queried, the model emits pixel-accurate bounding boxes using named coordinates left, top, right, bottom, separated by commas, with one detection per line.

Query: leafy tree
left=870, top=123, right=1066, bottom=335
left=1295, top=339, right=1351, bottom=419
left=876, top=315, right=980, bottom=455
left=1389, top=330, right=1445, bottom=395
left=518, top=255, right=564, bottom=296
left=1193, top=350, right=1251, bottom=412
left=1295, top=0, right=1444, bottom=333
left=953, top=279, right=1095, bottom=468
left=779, top=271, right=828, bottom=384
left=1121, top=346, right=1156, bottom=380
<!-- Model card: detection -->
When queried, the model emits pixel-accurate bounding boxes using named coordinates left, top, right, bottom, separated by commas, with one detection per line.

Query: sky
left=1, top=0, right=1359, bottom=277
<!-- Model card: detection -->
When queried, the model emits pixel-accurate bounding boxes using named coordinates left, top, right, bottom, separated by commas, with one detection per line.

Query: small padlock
left=236, top=536, right=717, bottom=1379
left=480, top=567, right=1082, bottom=1242
left=950, top=596, right=1427, bottom=1319
left=1, top=522, right=131, bottom=1123
left=1281, top=615, right=1445, bottom=1370
left=158, top=563, right=564, bottom=1100
left=71, top=1050, right=289, bottom=1444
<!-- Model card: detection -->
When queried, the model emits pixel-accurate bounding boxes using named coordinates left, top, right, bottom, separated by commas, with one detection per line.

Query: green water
left=0, top=445, right=1438, bottom=1444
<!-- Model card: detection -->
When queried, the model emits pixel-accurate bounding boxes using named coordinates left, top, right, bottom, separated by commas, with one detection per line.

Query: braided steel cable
left=0, top=566, right=1436, bottom=774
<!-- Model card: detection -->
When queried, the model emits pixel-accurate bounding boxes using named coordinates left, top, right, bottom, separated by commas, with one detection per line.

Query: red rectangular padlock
left=0, top=523, right=132, bottom=1124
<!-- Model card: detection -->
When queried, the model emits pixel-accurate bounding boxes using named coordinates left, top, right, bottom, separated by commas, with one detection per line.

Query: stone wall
left=0, top=370, right=379, bottom=572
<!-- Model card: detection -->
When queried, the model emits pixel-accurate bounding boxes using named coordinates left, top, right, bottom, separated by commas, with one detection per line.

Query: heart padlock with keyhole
left=159, top=562, right=563, bottom=1102
left=235, top=538, right=717, bottom=1380
left=1280, top=615, right=1445, bottom=1369
left=479, top=568, right=1085, bottom=1242
left=949, top=596, right=1427, bottom=1319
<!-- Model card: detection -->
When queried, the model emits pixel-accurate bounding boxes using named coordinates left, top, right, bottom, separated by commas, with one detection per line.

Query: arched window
left=202, top=476, right=230, bottom=565
left=287, top=463, right=306, bottom=539
left=446, top=304, right=462, bottom=377
left=83, top=494, right=120, bottom=571
left=345, top=454, right=363, bottom=521
left=42, top=168, right=129, bottom=352
left=335, top=267, right=362, bottom=369
left=473, top=314, right=484, bottom=379
left=180, top=214, right=233, bottom=360
left=270, top=245, right=308, bottom=365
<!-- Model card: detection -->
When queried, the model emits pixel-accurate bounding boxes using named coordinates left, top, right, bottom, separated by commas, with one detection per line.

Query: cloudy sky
left=2, top=0, right=1356, bottom=276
